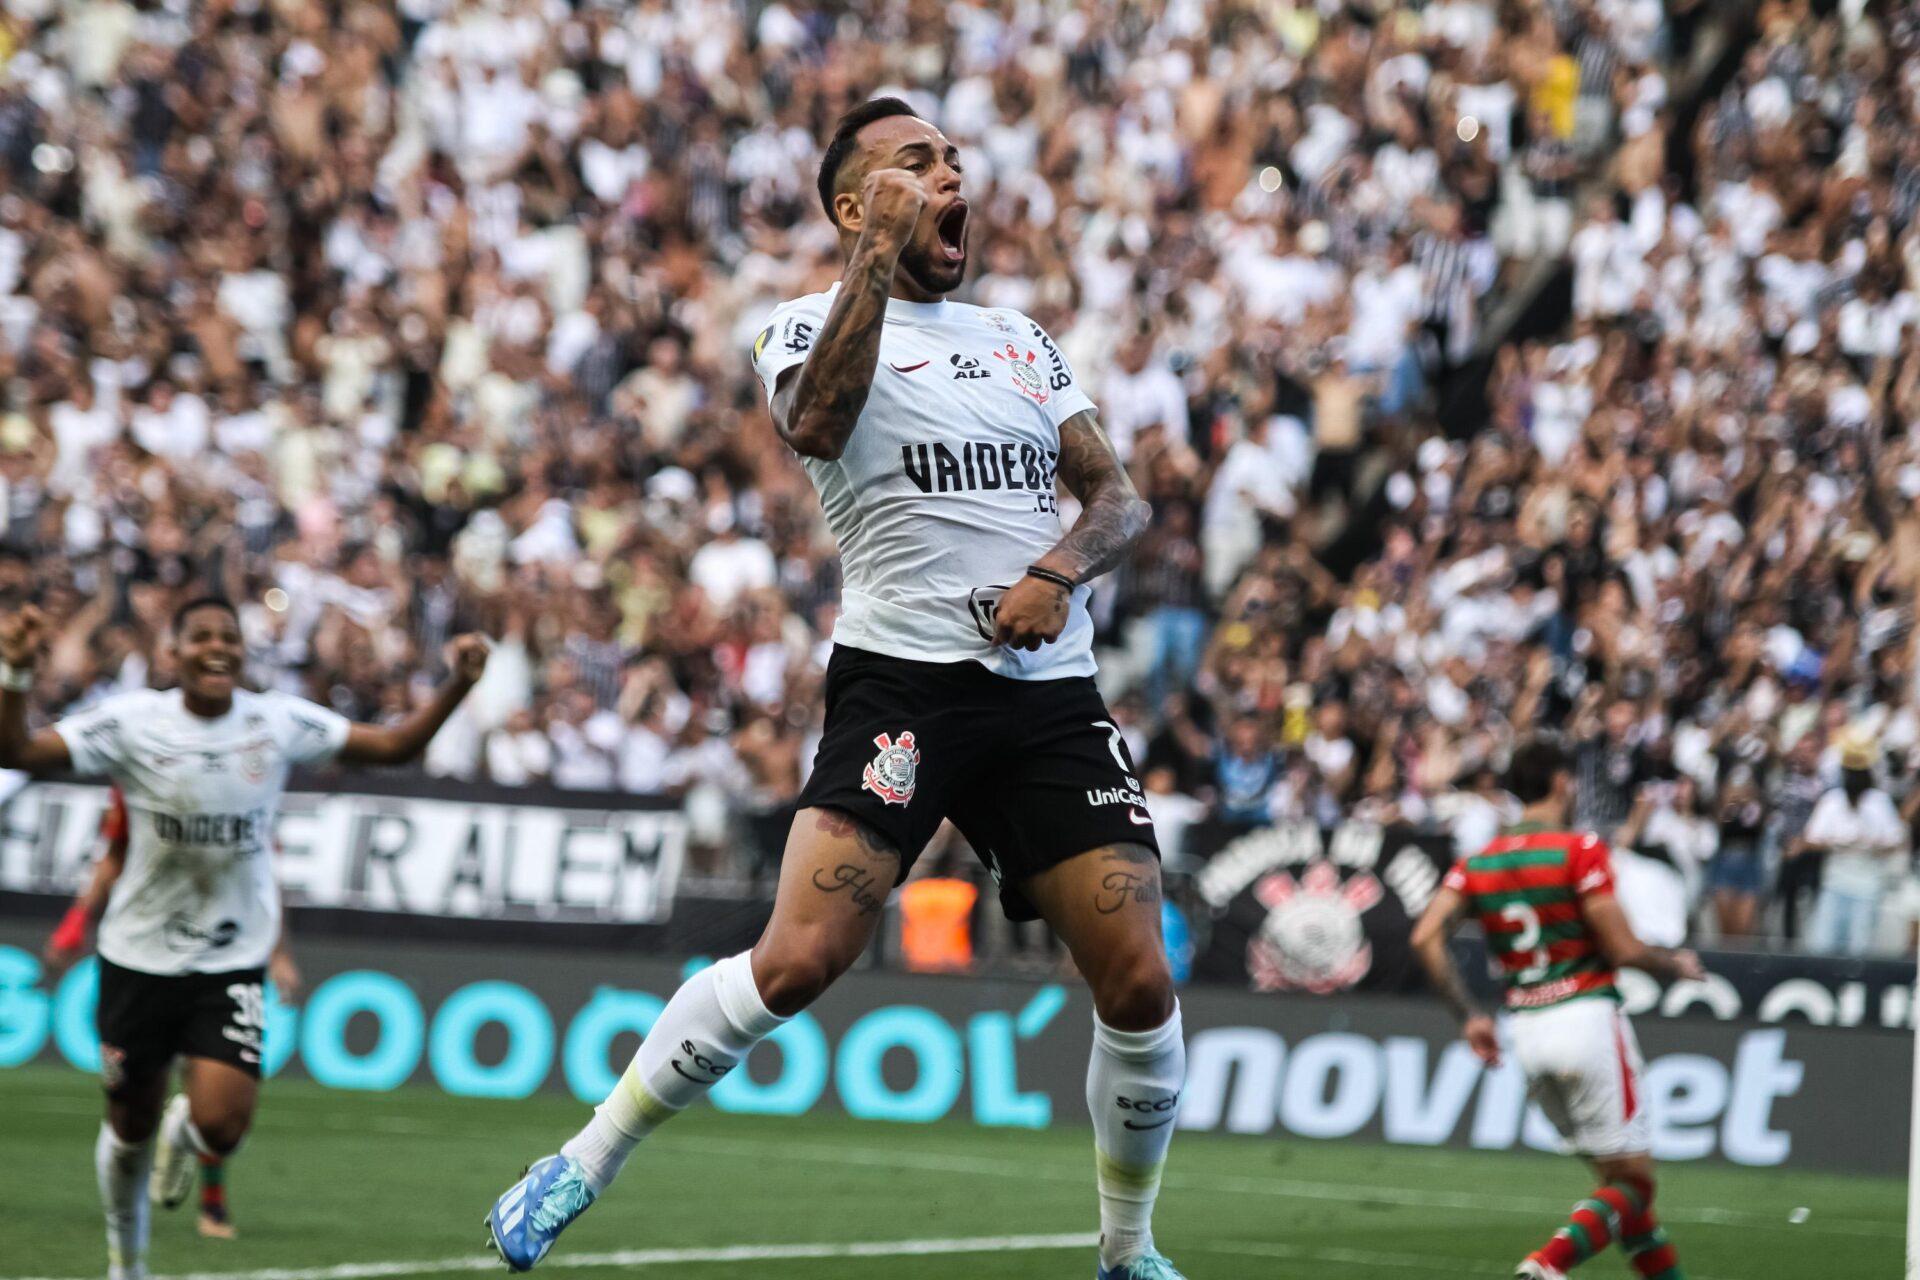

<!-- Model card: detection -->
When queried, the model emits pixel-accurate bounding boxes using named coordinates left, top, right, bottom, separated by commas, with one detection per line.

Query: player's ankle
left=1100, top=1228, right=1154, bottom=1268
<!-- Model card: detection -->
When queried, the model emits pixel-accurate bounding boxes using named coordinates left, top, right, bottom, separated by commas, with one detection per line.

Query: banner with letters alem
left=0, top=777, right=687, bottom=924
left=0, top=924, right=1901, bottom=1175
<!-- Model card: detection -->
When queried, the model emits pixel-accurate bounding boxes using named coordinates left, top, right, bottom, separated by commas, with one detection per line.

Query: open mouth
left=936, top=201, right=968, bottom=265
left=199, top=655, right=237, bottom=679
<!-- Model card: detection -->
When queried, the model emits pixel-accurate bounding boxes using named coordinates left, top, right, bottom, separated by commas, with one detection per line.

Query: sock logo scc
left=670, top=1040, right=735, bottom=1084
left=1115, top=1091, right=1179, bottom=1130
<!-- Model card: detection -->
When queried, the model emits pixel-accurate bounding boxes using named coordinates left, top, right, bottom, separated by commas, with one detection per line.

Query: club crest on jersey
left=861, top=731, right=920, bottom=806
left=992, top=344, right=1050, bottom=404
left=239, top=736, right=272, bottom=783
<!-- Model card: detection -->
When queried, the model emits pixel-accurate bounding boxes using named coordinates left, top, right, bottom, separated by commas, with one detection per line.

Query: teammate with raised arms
left=0, top=597, right=488, bottom=1280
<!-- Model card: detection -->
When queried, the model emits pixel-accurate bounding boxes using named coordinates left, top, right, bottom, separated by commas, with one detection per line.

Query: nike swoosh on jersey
left=888, top=360, right=930, bottom=372
left=1128, top=809, right=1153, bottom=825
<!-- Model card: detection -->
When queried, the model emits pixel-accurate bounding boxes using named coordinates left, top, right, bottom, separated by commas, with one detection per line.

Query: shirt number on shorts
left=227, top=983, right=265, bottom=1032
left=1499, top=904, right=1550, bottom=983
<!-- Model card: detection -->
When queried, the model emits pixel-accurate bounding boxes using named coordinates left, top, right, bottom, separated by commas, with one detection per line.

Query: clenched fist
left=0, top=606, right=46, bottom=669
left=860, top=167, right=927, bottom=255
left=447, top=633, right=491, bottom=684
left=992, top=574, right=1070, bottom=652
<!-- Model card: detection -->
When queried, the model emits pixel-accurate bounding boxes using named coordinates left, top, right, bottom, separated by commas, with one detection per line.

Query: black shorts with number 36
left=794, top=645, right=1160, bottom=920
left=96, top=959, right=266, bottom=1093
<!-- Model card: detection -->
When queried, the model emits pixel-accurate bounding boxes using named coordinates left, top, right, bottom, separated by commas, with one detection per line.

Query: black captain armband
left=1025, top=565, right=1077, bottom=592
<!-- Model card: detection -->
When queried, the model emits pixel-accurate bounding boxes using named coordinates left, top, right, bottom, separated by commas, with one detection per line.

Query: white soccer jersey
left=56, top=688, right=351, bottom=975
left=751, top=286, right=1099, bottom=679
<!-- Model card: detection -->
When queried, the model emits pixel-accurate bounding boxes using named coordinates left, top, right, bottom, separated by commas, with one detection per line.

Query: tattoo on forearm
left=780, top=250, right=894, bottom=455
left=1047, top=412, right=1151, bottom=581
left=811, top=863, right=887, bottom=916
left=1431, top=966, right=1477, bottom=1021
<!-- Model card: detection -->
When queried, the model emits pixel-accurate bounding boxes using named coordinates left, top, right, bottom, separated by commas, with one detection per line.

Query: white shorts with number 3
left=1509, top=998, right=1650, bottom=1158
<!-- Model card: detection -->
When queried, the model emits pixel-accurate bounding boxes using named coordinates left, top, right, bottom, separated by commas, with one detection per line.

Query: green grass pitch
left=2, top=1065, right=1900, bottom=1278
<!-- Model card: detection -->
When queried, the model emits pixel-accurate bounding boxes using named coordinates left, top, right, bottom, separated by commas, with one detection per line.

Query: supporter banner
left=0, top=779, right=687, bottom=924
left=1188, top=819, right=1451, bottom=993
left=0, top=924, right=1900, bottom=1174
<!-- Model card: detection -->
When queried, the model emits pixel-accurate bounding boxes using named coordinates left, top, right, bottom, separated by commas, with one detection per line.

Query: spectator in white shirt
left=1099, top=326, right=1189, bottom=462
left=487, top=707, right=555, bottom=787
left=1800, top=737, right=1909, bottom=956
left=688, top=507, right=776, bottom=611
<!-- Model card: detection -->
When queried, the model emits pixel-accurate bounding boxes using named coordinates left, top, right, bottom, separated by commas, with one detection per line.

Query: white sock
left=560, top=952, right=787, bottom=1192
left=1086, top=1003, right=1185, bottom=1268
left=96, top=1123, right=152, bottom=1280
left=162, top=1096, right=220, bottom=1158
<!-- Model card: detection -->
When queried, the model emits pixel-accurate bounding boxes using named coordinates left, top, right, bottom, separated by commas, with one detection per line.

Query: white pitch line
left=1193, top=1238, right=1745, bottom=1280
left=0, top=1232, right=1100, bottom=1280
left=662, top=1134, right=1899, bottom=1239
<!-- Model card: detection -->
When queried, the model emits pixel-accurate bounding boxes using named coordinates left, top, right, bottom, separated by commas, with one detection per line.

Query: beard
left=898, top=238, right=966, bottom=295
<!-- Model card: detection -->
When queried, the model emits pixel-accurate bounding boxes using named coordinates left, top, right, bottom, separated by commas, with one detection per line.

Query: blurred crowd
left=4, top=0, right=1916, bottom=955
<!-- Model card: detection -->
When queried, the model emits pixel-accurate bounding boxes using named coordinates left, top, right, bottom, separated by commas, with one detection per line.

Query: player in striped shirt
left=1412, top=735, right=1705, bottom=1280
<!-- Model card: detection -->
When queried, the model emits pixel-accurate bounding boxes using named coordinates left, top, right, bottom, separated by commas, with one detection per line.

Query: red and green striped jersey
left=1442, top=825, right=1619, bottom=1010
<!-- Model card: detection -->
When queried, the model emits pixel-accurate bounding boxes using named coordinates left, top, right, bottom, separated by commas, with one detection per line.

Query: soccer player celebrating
left=485, top=99, right=1185, bottom=1280
left=1412, top=736, right=1706, bottom=1280
left=42, top=786, right=298, bottom=1240
left=0, top=597, right=488, bottom=1280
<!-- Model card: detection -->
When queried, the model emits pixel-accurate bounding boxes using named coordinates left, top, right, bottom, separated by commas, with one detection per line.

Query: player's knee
left=750, top=941, right=849, bottom=1017
left=1091, top=949, right=1175, bottom=1031
left=192, top=1110, right=250, bottom=1157
left=189, top=1095, right=255, bottom=1156
left=1600, top=1161, right=1656, bottom=1211
left=106, top=1077, right=167, bottom=1143
left=106, top=1101, right=161, bottom=1145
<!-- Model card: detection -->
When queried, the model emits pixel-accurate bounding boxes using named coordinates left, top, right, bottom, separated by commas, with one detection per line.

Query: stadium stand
left=1, top=0, right=1915, bottom=954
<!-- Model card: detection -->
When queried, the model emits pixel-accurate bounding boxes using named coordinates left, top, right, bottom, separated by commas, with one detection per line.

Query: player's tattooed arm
left=994, top=411, right=1151, bottom=651
left=1410, top=885, right=1501, bottom=1064
left=1040, top=410, right=1153, bottom=584
left=774, top=169, right=924, bottom=459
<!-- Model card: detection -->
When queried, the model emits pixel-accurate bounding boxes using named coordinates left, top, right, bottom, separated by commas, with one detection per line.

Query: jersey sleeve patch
left=749, top=297, right=828, bottom=402
left=54, top=694, right=138, bottom=778
left=274, top=695, right=353, bottom=766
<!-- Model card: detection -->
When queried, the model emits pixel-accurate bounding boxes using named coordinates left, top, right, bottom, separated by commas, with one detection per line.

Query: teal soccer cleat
left=1097, top=1251, right=1188, bottom=1279
left=484, top=1155, right=597, bottom=1271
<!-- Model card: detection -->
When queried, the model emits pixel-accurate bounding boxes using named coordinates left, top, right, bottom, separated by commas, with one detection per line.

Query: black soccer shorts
left=794, top=645, right=1160, bottom=920
left=96, top=959, right=267, bottom=1094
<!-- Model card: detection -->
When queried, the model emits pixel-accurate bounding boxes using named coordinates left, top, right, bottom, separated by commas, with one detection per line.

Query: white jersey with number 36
left=751, top=287, right=1098, bottom=679
left=56, top=687, right=351, bottom=976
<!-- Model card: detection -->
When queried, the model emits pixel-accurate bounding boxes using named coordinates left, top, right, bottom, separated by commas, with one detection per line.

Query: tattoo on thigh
left=813, top=808, right=900, bottom=862
left=811, top=863, right=887, bottom=915
left=1093, top=845, right=1162, bottom=915
left=1102, top=843, right=1157, bottom=867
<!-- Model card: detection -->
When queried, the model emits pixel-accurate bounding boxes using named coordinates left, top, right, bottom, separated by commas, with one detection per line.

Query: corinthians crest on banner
left=1191, top=820, right=1452, bottom=994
